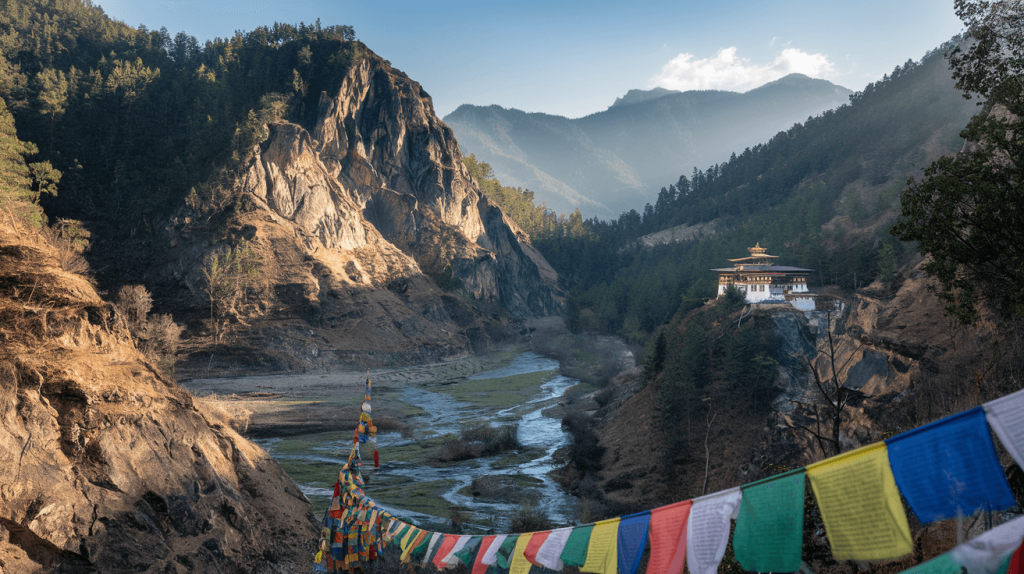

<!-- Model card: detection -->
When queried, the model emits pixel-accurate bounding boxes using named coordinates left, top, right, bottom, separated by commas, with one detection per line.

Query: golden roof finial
left=748, top=242, right=767, bottom=256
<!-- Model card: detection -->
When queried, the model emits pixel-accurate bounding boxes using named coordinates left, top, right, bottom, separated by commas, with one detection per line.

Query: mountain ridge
left=444, top=74, right=853, bottom=218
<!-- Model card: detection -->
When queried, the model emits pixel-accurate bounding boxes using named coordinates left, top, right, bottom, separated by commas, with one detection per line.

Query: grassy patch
left=433, top=370, right=557, bottom=408
left=276, top=458, right=339, bottom=488
left=370, top=478, right=458, bottom=518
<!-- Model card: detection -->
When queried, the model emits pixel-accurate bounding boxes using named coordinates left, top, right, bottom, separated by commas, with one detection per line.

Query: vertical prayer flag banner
left=733, top=469, right=806, bottom=573
left=617, top=512, right=651, bottom=574
left=984, top=388, right=1024, bottom=469
left=950, top=515, right=1024, bottom=574
left=535, top=527, right=573, bottom=570
left=887, top=407, right=1016, bottom=523
left=508, top=533, right=535, bottom=574
left=582, top=518, right=621, bottom=574
left=807, top=443, right=913, bottom=561
left=561, top=524, right=594, bottom=567
left=648, top=500, right=692, bottom=574
left=686, top=488, right=743, bottom=574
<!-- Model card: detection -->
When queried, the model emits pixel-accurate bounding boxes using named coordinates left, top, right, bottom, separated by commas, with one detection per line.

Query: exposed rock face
left=242, top=56, right=560, bottom=319
left=0, top=221, right=317, bottom=573
left=168, top=55, right=561, bottom=374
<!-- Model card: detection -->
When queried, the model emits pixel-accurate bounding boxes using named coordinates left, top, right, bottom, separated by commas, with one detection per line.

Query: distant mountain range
left=443, top=74, right=853, bottom=218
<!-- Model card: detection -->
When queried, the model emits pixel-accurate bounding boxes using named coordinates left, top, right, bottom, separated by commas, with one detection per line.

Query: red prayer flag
left=432, top=535, right=460, bottom=569
left=523, top=530, right=552, bottom=566
left=1009, top=543, right=1022, bottom=574
left=472, top=535, right=497, bottom=574
left=648, top=500, right=693, bottom=574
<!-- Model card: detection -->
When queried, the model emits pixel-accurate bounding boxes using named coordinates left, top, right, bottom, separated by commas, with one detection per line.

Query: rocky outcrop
left=242, top=56, right=560, bottom=318
left=0, top=220, right=317, bottom=573
left=164, top=53, right=562, bottom=375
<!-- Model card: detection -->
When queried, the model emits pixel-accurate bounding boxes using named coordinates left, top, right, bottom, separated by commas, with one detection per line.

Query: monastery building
left=713, top=243, right=811, bottom=303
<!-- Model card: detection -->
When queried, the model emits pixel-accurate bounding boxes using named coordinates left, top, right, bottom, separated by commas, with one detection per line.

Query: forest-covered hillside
left=0, top=0, right=360, bottom=283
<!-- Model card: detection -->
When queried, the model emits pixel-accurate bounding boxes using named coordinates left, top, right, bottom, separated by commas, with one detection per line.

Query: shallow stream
left=256, top=352, right=578, bottom=532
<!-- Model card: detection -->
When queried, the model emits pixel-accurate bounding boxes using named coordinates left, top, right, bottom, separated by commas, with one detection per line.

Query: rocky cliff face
left=165, top=55, right=562, bottom=375
left=0, top=220, right=317, bottom=574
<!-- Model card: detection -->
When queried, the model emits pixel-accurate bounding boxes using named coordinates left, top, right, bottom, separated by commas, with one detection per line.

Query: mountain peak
left=749, top=73, right=851, bottom=93
left=610, top=87, right=682, bottom=109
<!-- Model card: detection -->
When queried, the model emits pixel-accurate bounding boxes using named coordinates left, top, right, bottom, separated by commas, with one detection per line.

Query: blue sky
left=96, top=0, right=963, bottom=119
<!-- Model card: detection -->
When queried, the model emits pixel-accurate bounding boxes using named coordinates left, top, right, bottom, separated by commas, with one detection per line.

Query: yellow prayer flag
left=401, top=530, right=427, bottom=563
left=400, top=526, right=417, bottom=551
left=807, top=443, right=912, bottom=561
left=508, top=532, right=535, bottom=574
left=581, top=517, right=621, bottom=574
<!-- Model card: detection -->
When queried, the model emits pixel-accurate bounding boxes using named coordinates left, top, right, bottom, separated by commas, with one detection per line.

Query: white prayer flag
left=422, top=533, right=441, bottom=567
left=950, top=515, right=1024, bottom=574
left=686, top=488, right=743, bottom=574
left=536, top=527, right=573, bottom=570
left=442, top=535, right=472, bottom=567
left=983, top=388, right=1024, bottom=469
left=482, top=534, right=508, bottom=565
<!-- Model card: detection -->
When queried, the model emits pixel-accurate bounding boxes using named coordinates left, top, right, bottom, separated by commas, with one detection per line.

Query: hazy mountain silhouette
left=444, top=74, right=853, bottom=218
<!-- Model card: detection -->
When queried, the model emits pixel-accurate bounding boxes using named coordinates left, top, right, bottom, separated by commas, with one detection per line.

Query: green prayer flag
left=454, top=536, right=482, bottom=566
left=495, top=534, right=520, bottom=569
left=560, top=525, right=594, bottom=567
left=902, top=553, right=964, bottom=574
left=410, top=533, right=433, bottom=562
left=734, top=469, right=806, bottom=573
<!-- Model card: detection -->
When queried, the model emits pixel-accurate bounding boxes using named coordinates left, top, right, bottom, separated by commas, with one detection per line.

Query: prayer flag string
left=315, top=383, right=1024, bottom=573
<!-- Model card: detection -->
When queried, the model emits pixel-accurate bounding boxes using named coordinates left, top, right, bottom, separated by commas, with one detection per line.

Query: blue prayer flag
left=886, top=407, right=1016, bottom=523
left=617, top=511, right=651, bottom=574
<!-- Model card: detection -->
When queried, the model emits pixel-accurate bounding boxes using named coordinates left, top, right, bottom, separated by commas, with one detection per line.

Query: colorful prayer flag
left=472, top=536, right=497, bottom=574
left=950, top=515, right=1024, bottom=574
left=807, top=443, right=912, bottom=561
left=432, top=535, right=459, bottom=569
left=495, top=534, right=520, bottom=569
left=733, top=469, right=806, bottom=573
left=686, top=488, right=742, bottom=574
left=647, top=500, right=692, bottom=574
left=445, top=535, right=475, bottom=568
left=535, top=527, right=573, bottom=570
left=481, top=534, right=507, bottom=566
left=421, top=533, right=441, bottom=567
left=887, top=407, right=1016, bottom=523
left=581, top=518, right=621, bottom=574
left=509, top=533, right=535, bottom=574
left=523, top=530, right=552, bottom=566
left=1006, top=543, right=1022, bottom=574
left=984, top=388, right=1024, bottom=470
left=561, top=524, right=594, bottom=567
left=899, top=553, right=965, bottom=574
left=617, top=511, right=651, bottom=574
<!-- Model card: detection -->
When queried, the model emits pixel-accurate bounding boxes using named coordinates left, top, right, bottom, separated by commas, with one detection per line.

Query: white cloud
left=651, top=46, right=836, bottom=93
